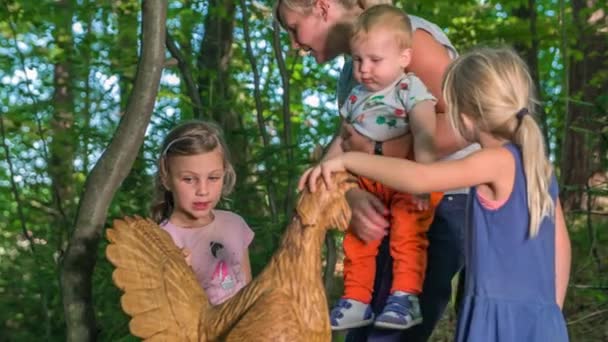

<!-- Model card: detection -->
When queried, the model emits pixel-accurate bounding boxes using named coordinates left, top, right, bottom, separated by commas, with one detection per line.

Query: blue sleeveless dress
left=456, top=143, right=568, bottom=341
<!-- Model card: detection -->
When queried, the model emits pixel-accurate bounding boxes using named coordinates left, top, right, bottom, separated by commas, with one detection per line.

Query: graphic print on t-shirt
left=209, top=241, right=236, bottom=290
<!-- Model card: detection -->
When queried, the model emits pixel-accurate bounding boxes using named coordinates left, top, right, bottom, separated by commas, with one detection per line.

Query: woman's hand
left=346, top=188, right=390, bottom=242
left=340, top=123, right=374, bottom=154
left=342, top=123, right=412, bottom=159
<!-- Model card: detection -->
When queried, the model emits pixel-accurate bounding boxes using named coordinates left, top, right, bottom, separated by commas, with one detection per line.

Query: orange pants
left=342, top=177, right=443, bottom=304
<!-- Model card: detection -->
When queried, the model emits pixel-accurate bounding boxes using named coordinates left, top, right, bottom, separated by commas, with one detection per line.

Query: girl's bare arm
left=554, top=199, right=571, bottom=308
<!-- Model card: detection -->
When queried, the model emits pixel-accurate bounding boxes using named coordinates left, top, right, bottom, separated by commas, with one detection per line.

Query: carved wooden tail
left=106, top=216, right=208, bottom=341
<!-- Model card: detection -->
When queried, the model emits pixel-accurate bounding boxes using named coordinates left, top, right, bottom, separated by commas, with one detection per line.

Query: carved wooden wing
left=106, top=216, right=206, bottom=341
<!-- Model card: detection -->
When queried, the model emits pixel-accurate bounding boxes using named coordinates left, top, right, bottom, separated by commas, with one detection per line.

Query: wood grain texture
left=106, top=172, right=358, bottom=341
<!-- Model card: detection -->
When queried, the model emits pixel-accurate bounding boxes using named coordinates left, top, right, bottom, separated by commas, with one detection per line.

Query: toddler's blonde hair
left=351, top=4, right=413, bottom=50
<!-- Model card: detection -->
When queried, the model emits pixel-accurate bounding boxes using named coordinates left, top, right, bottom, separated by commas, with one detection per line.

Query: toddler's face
left=351, top=28, right=411, bottom=92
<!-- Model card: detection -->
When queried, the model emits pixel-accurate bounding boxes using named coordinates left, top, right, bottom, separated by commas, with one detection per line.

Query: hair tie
left=516, top=108, right=529, bottom=121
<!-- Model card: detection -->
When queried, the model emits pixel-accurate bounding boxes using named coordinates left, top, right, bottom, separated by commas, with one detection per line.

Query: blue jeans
left=346, top=194, right=467, bottom=342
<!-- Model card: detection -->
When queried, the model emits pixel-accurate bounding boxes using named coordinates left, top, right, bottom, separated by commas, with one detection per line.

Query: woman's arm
left=554, top=199, right=571, bottom=309
left=408, top=30, right=469, bottom=157
left=408, top=100, right=436, bottom=163
left=323, top=134, right=346, bottom=160
left=408, top=30, right=452, bottom=113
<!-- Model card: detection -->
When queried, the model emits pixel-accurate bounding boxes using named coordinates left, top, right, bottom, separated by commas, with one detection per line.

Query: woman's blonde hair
left=274, top=0, right=393, bottom=28
left=150, top=120, right=236, bottom=223
left=442, top=47, right=554, bottom=237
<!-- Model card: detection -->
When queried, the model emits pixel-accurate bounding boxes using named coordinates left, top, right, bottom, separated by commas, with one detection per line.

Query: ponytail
left=513, top=112, right=554, bottom=237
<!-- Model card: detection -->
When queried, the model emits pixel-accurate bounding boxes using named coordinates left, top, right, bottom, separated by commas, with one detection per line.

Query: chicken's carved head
left=295, top=172, right=359, bottom=232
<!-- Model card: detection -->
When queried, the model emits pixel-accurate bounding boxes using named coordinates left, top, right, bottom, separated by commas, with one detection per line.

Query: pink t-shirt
left=161, top=210, right=254, bottom=305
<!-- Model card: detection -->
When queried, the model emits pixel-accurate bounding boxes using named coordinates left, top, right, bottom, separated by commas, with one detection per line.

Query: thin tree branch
left=584, top=183, right=602, bottom=270
left=241, top=1, right=270, bottom=147
left=81, top=0, right=95, bottom=175
left=165, top=29, right=205, bottom=119
left=240, top=0, right=278, bottom=220
left=0, top=115, right=34, bottom=249
left=567, top=308, right=608, bottom=325
left=526, top=0, right=551, bottom=149
left=0, top=113, right=53, bottom=339
left=3, top=0, right=70, bottom=228
left=272, top=19, right=296, bottom=218
left=568, top=210, right=608, bottom=216
left=571, top=284, right=608, bottom=290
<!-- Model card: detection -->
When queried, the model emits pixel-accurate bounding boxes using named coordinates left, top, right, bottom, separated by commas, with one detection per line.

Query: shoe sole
left=374, top=317, right=423, bottom=330
left=331, top=318, right=375, bottom=331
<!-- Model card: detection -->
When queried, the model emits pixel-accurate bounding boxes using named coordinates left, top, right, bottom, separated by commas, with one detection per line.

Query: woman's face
left=278, top=1, right=342, bottom=63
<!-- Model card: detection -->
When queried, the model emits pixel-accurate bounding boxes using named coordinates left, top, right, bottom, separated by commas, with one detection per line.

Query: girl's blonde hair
left=150, top=120, right=236, bottom=223
left=442, top=47, right=554, bottom=237
left=274, top=0, right=393, bottom=28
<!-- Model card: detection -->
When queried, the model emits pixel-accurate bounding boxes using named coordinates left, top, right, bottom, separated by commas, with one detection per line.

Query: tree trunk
left=512, top=0, right=550, bottom=146
left=115, top=0, right=152, bottom=210
left=114, top=0, right=139, bottom=100
left=60, top=1, right=167, bottom=340
left=197, top=0, right=251, bottom=213
left=560, top=0, right=607, bottom=210
left=197, top=0, right=236, bottom=124
left=240, top=0, right=279, bottom=221
left=50, top=0, right=75, bottom=229
left=272, top=20, right=297, bottom=219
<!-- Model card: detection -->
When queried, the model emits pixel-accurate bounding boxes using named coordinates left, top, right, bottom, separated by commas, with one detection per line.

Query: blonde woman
left=276, top=0, right=477, bottom=340
left=303, top=47, right=571, bottom=342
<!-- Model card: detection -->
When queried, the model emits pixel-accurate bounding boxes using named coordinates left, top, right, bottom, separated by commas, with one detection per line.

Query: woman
left=276, top=0, right=478, bottom=340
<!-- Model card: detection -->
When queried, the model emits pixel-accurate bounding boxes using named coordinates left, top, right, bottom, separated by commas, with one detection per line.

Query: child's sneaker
left=374, top=291, right=423, bottom=330
left=330, top=298, right=374, bottom=330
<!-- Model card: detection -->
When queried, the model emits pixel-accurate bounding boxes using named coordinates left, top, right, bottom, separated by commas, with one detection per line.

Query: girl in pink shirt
left=150, top=120, right=254, bottom=305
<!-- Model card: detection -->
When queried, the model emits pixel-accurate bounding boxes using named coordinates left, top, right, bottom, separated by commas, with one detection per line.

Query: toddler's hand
left=341, top=123, right=373, bottom=154
left=412, top=193, right=431, bottom=211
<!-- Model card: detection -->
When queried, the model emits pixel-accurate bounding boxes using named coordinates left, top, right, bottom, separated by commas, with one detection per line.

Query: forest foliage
left=0, top=0, right=607, bottom=341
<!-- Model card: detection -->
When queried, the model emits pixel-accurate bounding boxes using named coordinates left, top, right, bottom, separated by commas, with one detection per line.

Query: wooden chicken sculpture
left=105, top=172, right=358, bottom=341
